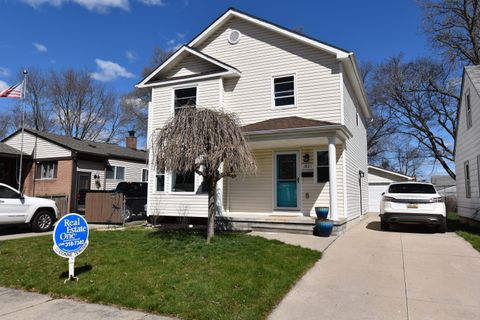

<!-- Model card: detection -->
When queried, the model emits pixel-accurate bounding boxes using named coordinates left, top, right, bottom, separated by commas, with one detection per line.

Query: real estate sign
left=53, top=213, right=89, bottom=282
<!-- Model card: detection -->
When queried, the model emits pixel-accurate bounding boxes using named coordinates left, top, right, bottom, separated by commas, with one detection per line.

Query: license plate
left=407, top=203, right=418, bottom=209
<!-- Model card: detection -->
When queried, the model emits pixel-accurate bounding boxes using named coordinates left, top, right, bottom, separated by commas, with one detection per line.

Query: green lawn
left=0, top=229, right=320, bottom=320
left=447, top=212, right=480, bottom=252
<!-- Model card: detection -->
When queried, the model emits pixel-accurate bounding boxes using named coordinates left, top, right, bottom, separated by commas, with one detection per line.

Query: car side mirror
left=19, top=193, right=25, bottom=200
left=381, top=192, right=385, bottom=196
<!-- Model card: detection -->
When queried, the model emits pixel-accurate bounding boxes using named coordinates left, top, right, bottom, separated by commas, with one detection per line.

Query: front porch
left=218, top=116, right=353, bottom=225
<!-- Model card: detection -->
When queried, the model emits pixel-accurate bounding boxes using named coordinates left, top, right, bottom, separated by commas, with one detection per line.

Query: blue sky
left=0, top=0, right=429, bottom=95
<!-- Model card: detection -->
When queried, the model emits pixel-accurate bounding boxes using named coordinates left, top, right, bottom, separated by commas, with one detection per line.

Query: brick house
left=2, top=129, right=148, bottom=214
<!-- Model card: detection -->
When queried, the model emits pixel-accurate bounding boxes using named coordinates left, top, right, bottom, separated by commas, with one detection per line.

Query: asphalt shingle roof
left=19, top=129, right=147, bottom=162
left=242, top=116, right=338, bottom=133
left=0, top=142, right=28, bottom=156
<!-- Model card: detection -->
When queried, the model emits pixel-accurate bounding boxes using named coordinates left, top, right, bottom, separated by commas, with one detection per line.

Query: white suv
left=0, top=183, right=59, bottom=232
left=380, top=182, right=446, bottom=233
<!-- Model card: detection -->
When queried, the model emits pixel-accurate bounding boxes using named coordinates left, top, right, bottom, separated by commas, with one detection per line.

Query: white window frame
left=314, top=148, right=330, bottom=184
left=35, top=161, right=57, bottom=180
left=172, top=84, right=199, bottom=115
left=465, top=161, right=471, bottom=198
left=106, top=165, right=125, bottom=181
left=271, top=73, right=296, bottom=109
left=141, top=168, right=149, bottom=182
left=466, top=90, right=472, bottom=129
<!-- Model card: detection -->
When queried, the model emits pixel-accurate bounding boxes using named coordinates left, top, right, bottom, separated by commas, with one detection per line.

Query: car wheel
left=123, top=207, right=132, bottom=222
left=438, top=221, right=447, bottom=233
left=31, top=210, right=55, bottom=232
left=380, top=219, right=390, bottom=231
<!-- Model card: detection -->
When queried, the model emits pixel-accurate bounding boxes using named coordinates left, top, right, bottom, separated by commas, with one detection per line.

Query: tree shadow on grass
left=59, top=265, right=93, bottom=279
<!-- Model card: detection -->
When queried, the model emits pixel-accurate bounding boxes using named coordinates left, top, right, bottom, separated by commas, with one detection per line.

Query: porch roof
left=242, top=116, right=352, bottom=149
left=0, top=142, right=29, bottom=157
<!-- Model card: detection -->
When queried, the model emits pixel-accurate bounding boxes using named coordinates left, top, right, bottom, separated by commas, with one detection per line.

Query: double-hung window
left=156, top=168, right=165, bottom=192
left=174, top=87, right=197, bottom=115
left=466, top=92, right=472, bottom=129
left=465, top=161, right=471, bottom=198
left=273, top=75, right=295, bottom=107
left=35, top=161, right=57, bottom=179
left=106, top=165, right=125, bottom=180
left=315, top=151, right=329, bottom=183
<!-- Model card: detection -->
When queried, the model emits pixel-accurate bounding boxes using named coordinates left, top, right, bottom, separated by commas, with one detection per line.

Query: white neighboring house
left=368, top=166, right=414, bottom=213
left=138, top=8, right=371, bottom=229
left=456, top=65, right=480, bottom=225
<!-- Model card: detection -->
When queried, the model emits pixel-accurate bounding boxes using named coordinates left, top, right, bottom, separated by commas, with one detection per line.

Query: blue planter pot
left=314, top=220, right=334, bottom=237
left=315, top=207, right=329, bottom=219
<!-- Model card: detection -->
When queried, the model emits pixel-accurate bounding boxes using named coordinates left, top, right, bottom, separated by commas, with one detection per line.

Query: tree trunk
left=206, top=177, right=217, bottom=244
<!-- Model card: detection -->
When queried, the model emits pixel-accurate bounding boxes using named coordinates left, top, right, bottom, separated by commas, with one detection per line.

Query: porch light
left=303, top=153, right=310, bottom=163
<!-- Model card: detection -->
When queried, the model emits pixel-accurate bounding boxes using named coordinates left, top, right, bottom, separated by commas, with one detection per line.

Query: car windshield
left=388, top=184, right=436, bottom=194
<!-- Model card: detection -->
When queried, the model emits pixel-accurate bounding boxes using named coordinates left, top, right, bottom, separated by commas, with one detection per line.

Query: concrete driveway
left=268, top=214, right=480, bottom=320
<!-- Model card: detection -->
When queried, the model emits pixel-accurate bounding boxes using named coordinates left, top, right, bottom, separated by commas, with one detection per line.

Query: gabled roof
left=137, top=45, right=241, bottom=88
left=3, top=129, right=147, bottom=163
left=0, top=142, right=29, bottom=157
left=368, top=165, right=414, bottom=180
left=242, top=116, right=337, bottom=133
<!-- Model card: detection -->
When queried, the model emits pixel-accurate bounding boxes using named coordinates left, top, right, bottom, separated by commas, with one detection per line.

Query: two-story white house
left=456, top=65, right=480, bottom=226
left=138, top=8, right=371, bottom=231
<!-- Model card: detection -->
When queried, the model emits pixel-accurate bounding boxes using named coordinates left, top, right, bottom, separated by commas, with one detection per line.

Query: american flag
left=0, top=81, right=23, bottom=99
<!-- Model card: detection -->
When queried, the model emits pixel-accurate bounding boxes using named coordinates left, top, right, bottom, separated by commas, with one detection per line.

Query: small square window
left=35, top=161, right=57, bottom=179
left=106, top=165, right=125, bottom=180
left=273, top=75, right=295, bottom=107
left=172, top=171, right=195, bottom=192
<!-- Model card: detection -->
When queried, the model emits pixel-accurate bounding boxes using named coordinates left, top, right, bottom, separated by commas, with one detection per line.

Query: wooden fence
left=85, top=191, right=124, bottom=224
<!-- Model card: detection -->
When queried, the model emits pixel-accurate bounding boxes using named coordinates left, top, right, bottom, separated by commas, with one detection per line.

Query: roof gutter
left=244, top=124, right=353, bottom=141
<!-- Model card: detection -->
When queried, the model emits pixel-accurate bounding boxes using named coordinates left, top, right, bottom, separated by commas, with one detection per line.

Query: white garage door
left=368, top=183, right=390, bottom=213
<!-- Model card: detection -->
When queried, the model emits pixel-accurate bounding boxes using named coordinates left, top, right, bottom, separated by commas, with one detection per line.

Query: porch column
left=328, top=136, right=338, bottom=221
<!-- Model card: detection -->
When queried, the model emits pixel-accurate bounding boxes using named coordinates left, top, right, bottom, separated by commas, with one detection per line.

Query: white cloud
left=0, top=67, right=10, bottom=78
left=21, top=0, right=166, bottom=12
left=137, top=0, right=165, bottom=5
left=21, top=0, right=130, bottom=12
left=33, top=42, right=48, bottom=53
left=91, top=59, right=135, bottom=82
left=126, top=50, right=136, bottom=62
left=0, top=80, right=9, bottom=91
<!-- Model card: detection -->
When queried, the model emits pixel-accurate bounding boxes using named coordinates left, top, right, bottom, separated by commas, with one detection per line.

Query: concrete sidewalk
left=0, top=288, right=175, bottom=320
left=266, top=214, right=480, bottom=320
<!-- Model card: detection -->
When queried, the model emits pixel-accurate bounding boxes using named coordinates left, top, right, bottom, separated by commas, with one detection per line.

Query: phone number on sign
left=62, top=240, right=85, bottom=247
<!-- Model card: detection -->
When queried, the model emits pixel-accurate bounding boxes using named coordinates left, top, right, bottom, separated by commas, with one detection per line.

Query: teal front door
left=276, top=153, right=298, bottom=209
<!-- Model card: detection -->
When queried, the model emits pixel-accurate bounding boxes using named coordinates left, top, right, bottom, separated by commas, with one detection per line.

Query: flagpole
left=18, top=70, right=27, bottom=193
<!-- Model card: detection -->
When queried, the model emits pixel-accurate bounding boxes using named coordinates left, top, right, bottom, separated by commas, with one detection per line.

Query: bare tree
left=421, top=0, right=480, bottom=65
left=0, top=113, right=12, bottom=139
left=48, top=69, right=121, bottom=141
left=121, top=46, right=173, bottom=139
left=360, top=61, right=398, bottom=161
left=153, top=108, right=256, bottom=243
left=371, top=56, right=459, bottom=179
left=24, top=68, right=56, bottom=131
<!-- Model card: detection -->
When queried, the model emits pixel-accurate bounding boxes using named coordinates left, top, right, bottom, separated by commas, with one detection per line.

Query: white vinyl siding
left=456, top=69, right=480, bottom=220
left=343, top=76, right=369, bottom=219
left=4, top=131, right=71, bottom=159
left=197, top=17, right=341, bottom=125
left=162, top=53, right=224, bottom=79
left=105, top=159, right=148, bottom=190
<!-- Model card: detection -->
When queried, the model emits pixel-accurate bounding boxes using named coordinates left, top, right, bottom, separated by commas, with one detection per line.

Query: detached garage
left=368, top=166, right=414, bottom=213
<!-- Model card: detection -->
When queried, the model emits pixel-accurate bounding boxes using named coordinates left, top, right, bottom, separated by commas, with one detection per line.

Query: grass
left=447, top=212, right=480, bottom=252
left=0, top=229, right=320, bottom=320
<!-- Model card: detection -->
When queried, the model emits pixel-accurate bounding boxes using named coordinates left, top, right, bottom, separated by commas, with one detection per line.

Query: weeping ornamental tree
left=153, top=108, right=256, bottom=243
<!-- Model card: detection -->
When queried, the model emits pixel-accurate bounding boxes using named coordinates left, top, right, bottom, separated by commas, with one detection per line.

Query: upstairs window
left=174, top=87, right=197, bottom=115
left=273, top=75, right=295, bottom=107
left=106, top=165, right=125, bottom=180
left=35, top=161, right=57, bottom=179
left=466, top=92, right=472, bottom=129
